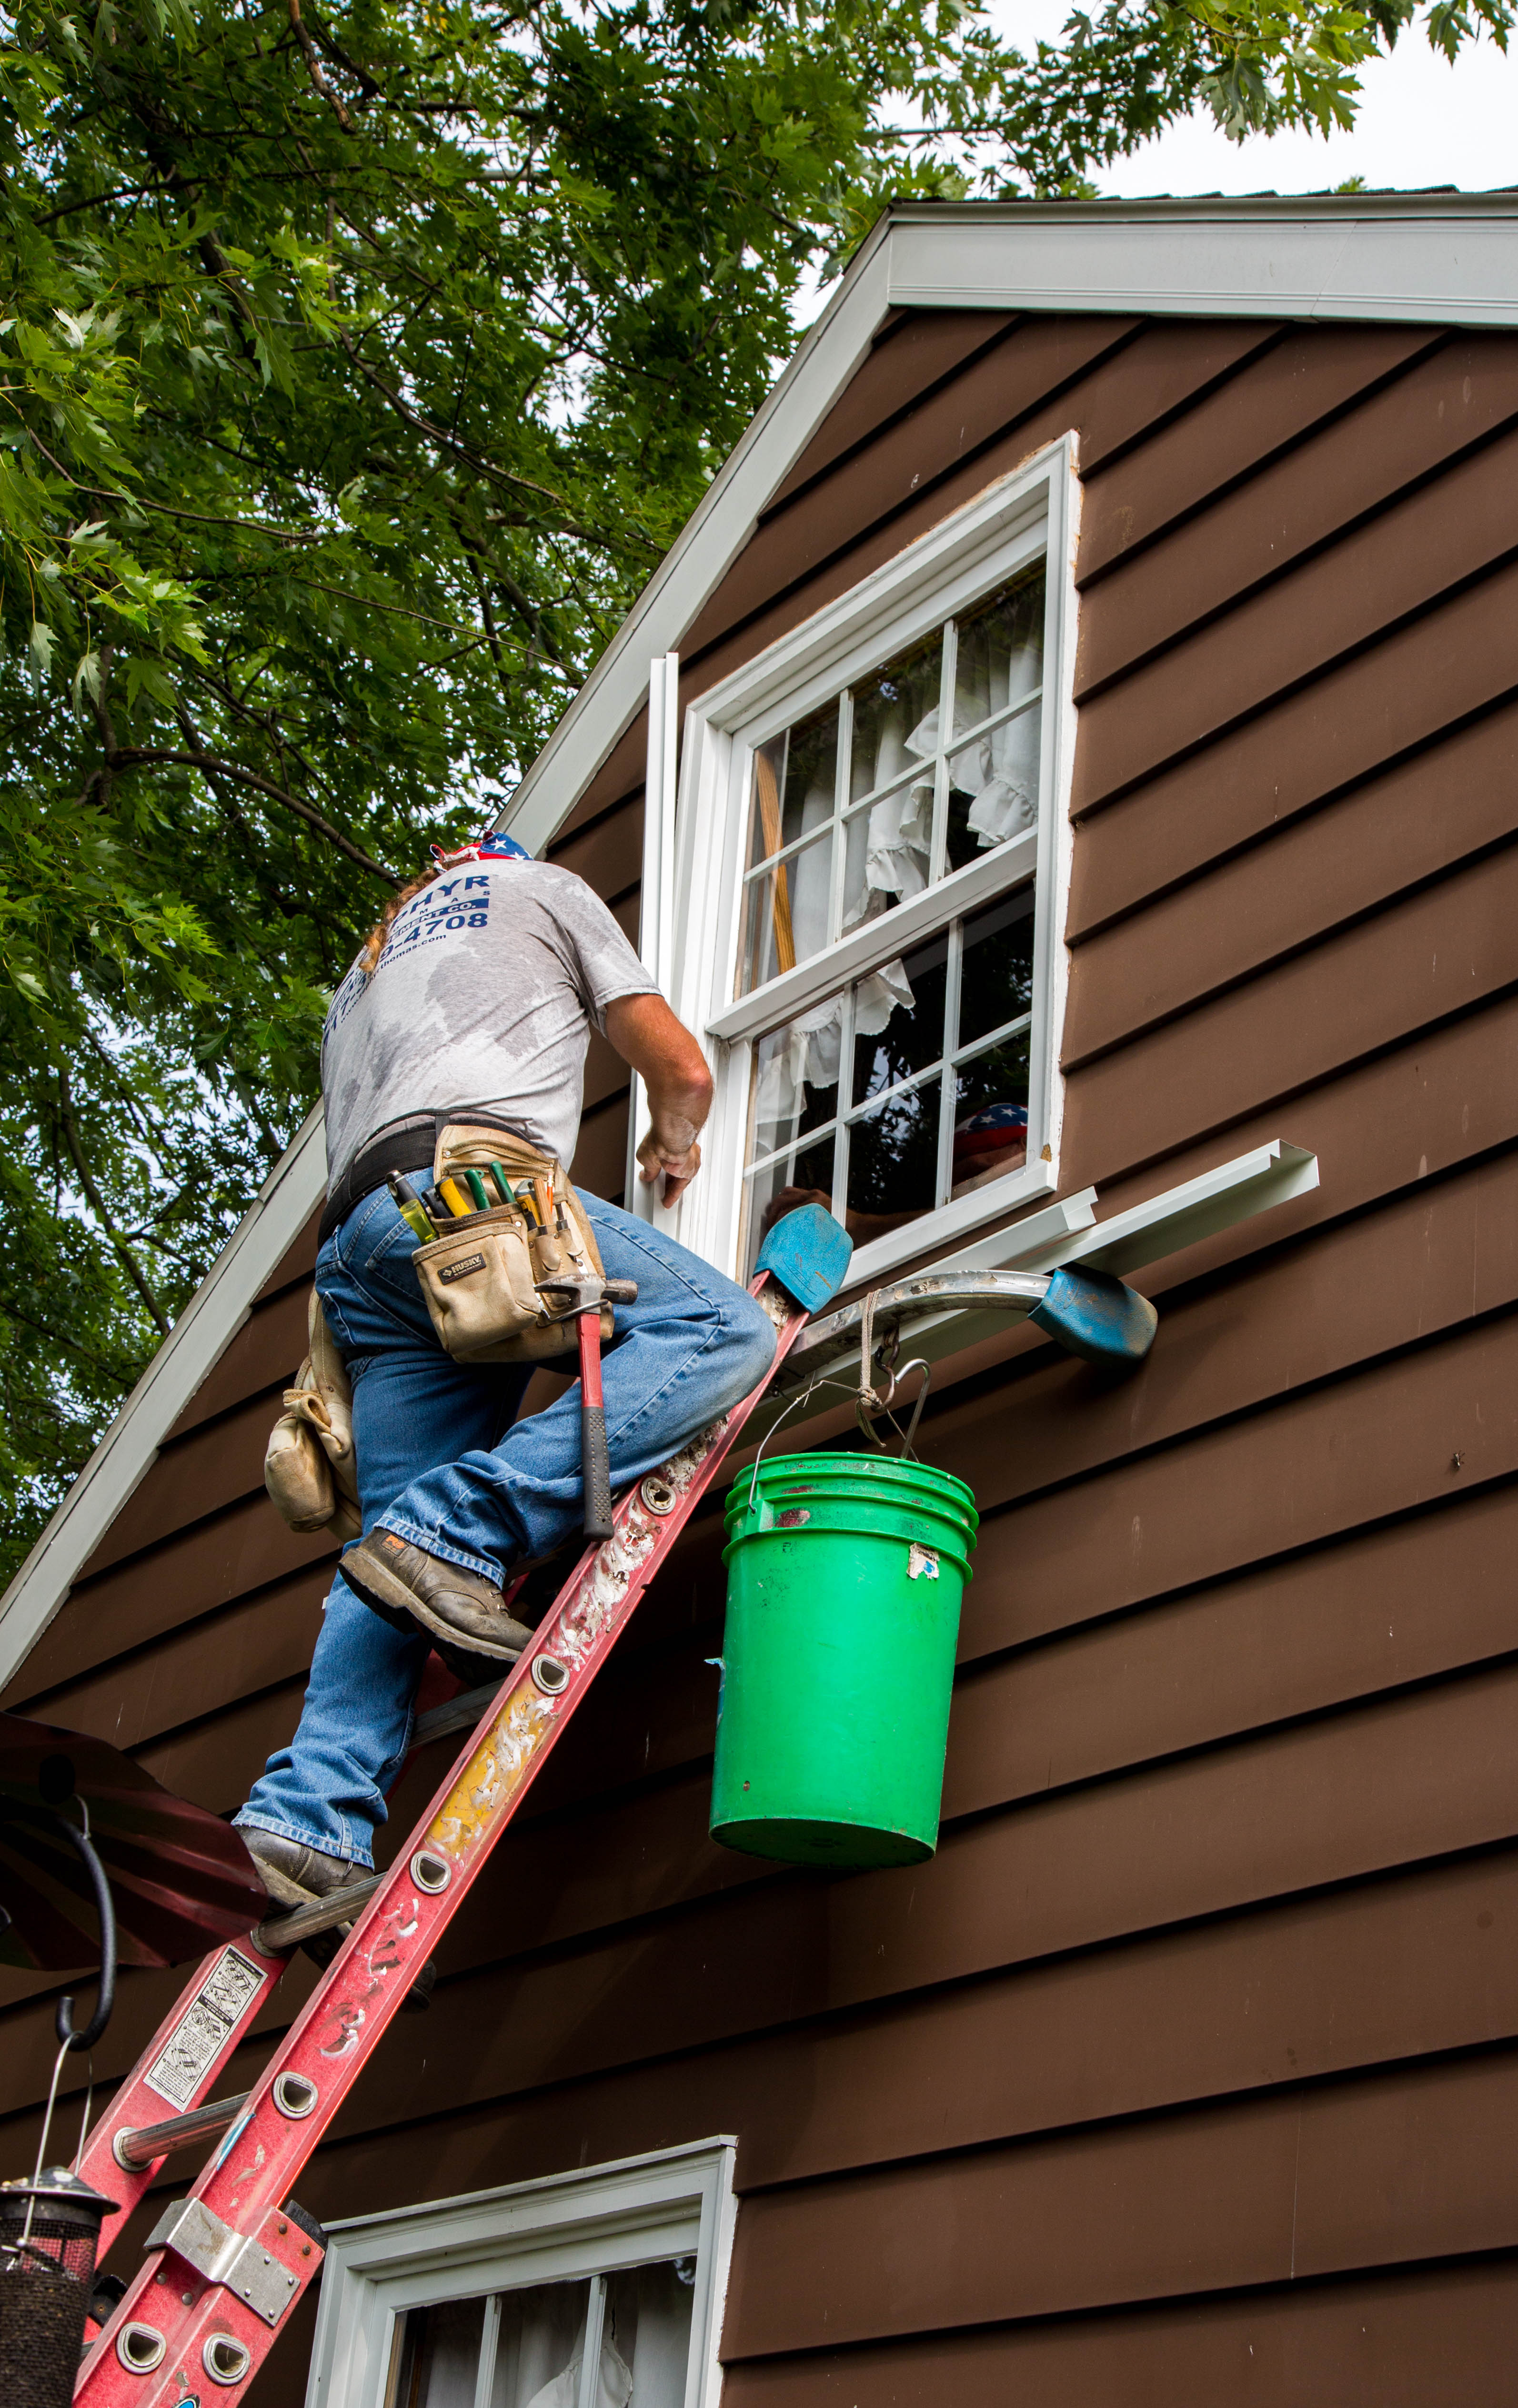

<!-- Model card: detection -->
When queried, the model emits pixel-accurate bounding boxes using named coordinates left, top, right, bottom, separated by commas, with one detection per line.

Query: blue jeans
left=235, top=1187, right=775, bottom=1866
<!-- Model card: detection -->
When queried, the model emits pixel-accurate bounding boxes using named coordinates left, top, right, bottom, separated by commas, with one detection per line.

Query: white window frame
left=661, top=434, right=1080, bottom=1288
left=304, top=2139, right=738, bottom=2408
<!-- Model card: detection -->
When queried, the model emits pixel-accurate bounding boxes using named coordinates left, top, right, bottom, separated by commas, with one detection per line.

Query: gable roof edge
left=498, top=192, right=1518, bottom=863
left=0, top=1111, right=326, bottom=1693
left=497, top=212, right=896, bottom=858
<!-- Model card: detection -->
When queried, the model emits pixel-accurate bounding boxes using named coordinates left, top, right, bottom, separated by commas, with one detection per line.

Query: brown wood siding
left=5, top=301, right=1518, bottom=2406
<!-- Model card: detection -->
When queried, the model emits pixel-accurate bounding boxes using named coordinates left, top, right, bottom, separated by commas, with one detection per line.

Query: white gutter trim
left=0, top=1111, right=328, bottom=1693
left=995, top=1139, right=1321, bottom=1276
left=497, top=216, right=896, bottom=860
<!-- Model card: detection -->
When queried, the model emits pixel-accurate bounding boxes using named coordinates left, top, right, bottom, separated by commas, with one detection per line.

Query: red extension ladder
left=71, top=1265, right=820, bottom=2406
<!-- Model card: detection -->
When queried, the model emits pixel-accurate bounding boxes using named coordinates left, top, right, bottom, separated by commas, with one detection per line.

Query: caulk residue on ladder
left=907, top=1543, right=940, bottom=1581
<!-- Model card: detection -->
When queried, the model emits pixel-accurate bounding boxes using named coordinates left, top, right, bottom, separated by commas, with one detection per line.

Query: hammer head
left=535, top=1274, right=638, bottom=1314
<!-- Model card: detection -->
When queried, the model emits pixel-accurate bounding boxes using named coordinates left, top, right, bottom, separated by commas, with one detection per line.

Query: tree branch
left=55, top=1067, right=173, bottom=1339
left=111, top=746, right=398, bottom=883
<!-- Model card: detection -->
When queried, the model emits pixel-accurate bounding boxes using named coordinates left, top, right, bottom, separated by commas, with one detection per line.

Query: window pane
left=752, top=994, right=843, bottom=1159
left=850, top=937, right=947, bottom=1111
left=604, top=2259, right=696, bottom=2406
left=740, top=827, right=832, bottom=991
left=839, top=771, right=935, bottom=935
left=845, top=1073, right=942, bottom=1229
left=392, top=2294, right=486, bottom=2408
left=487, top=2277, right=591, bottom=2408
left=945, top=574, right=1045, bottom=876
left=849, top=629, right=943, bottom=804
left=748, top=704, right=839, bottom=868
left=953, top=571, right=1044, bottom=739
left=957, top=887, right=1035, bottom=1050
left=951, top=1032, right=1032, bottom=1199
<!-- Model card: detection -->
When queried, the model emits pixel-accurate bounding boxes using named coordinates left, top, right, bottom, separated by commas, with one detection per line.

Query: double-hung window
left=667, top=438, right=1077, bottom=1286
left=306, top=2143, right=735, bottom=2408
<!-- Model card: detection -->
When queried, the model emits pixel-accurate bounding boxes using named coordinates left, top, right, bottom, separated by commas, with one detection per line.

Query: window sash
left=662, top=437, right=1077, bottom=1290
left=734, top=604, right=1046, bottom=1005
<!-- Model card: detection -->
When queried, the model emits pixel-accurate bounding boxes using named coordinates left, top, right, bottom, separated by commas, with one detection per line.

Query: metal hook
left=0, top=1797, right=118, bottom=2055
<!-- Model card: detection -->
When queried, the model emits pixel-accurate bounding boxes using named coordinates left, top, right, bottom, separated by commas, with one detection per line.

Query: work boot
left=244, top=1830, right=370, bottom=1914
left=342, top=1530, right=534, bottom=1662
left=244, top=1830, right=436, bottom=2013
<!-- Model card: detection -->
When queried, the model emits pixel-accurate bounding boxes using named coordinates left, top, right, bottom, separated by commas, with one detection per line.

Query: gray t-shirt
left=322, top=859, right=658, bottom=1190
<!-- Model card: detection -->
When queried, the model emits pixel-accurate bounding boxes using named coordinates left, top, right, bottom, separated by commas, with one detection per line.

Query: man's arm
left=605, top=993, right=714, bottom=1209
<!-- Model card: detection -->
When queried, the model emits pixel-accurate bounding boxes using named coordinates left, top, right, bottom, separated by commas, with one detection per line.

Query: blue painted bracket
left=1029, top=1266, right=1158, bottom=1370
left=756, top=1205, right=855, bottom=1314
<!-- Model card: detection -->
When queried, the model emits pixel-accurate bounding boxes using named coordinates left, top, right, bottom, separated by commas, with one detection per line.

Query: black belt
left=318, top=1107, right=528, bottom=1246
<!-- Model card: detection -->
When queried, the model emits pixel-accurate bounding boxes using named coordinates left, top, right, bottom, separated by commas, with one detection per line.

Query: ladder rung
left=252, top=1874, right=381, bottom=1954
left=412, top=1681, right=501, bottom=1749
left=113, top=2092, right=251, bottom=2171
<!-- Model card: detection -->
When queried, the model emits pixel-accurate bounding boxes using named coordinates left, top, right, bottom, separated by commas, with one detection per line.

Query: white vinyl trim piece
left=628, top=651, right=681, bottom=1220
left=761, top=1140, right=1318, bottom=1418
left=885, top=197, right=1518, bottom=329
left=306, top=2139, right=738, bottom=2408
left=0, top=1110, right=327, bottom=1694
left=1005, top=1138, right=1321, bottom=1275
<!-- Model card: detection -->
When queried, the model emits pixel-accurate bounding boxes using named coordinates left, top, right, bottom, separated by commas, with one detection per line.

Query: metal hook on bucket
left=855, top=1291, right=932, bottom=1457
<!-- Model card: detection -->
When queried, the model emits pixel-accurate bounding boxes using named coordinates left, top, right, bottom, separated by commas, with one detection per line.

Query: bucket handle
left=741, top=1368, right=865, bottom=1516
left=855, top=1287, right=932, bottom=1459
left=740, top=1287, right=935, bottom=1517
left=855, top=1355, right=932, bottom=1459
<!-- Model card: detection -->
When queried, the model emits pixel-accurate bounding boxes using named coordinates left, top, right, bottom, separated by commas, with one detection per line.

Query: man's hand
left=606, top=993, right=714, bottom=1210
left=760, top=1184, right=834, bottom=1237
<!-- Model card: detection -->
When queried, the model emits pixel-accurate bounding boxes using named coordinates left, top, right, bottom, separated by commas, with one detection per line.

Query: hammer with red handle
left=535, top=1271, right=639, bottom=1538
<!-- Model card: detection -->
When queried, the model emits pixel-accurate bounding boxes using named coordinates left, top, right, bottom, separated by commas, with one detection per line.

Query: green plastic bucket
left=710, top=1450, right=978, bottom=1870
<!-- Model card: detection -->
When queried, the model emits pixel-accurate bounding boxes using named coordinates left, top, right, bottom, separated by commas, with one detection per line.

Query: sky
left=1003, top=3, right=1518, bottom=197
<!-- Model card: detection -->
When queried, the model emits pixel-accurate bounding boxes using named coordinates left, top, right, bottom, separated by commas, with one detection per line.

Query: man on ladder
left=234, top=830, right=776, bottom=1927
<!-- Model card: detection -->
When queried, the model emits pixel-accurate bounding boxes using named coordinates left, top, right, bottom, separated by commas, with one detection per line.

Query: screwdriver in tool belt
left=388, top=1173, right=437, bottom=1244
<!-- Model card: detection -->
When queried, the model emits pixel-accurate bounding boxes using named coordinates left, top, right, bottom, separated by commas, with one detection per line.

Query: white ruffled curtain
left=752, top=628, right=1040, bottom=1135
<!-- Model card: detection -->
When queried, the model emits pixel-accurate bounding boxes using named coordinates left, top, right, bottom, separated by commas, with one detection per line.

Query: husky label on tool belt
left=144, top=1946, right=264, bottom=2109
left=439, top=1252, right=487, bottom=1282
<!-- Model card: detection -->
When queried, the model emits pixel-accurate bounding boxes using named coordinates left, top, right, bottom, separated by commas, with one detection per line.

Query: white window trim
left=661, top=433, right=1081, bottom=1288
left=304, top=2139, right=738, bottom=2408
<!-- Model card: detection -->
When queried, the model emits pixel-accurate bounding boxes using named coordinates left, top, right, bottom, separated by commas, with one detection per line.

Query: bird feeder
left=0, top=2167, right=119, bottom=2408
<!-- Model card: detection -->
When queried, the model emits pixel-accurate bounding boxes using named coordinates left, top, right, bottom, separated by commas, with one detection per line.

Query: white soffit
left=885, top=195, right=1518, bottom=329
left=0, top=1115, right=327, bottom=1693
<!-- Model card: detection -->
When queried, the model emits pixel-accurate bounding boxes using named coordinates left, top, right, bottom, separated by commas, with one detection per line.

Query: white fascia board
left=0, top=1111, right=328, bottom=1694
left=497, top=220, right=896, bottom=860
left=885, top=199, right=1518, bottom=330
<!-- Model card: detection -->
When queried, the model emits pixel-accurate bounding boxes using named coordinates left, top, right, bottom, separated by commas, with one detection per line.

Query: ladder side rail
left=79, top=1280, right=805, bottom=2408
left=77, top=1938, right=286, bottom=2231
